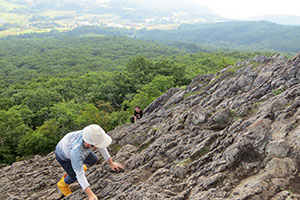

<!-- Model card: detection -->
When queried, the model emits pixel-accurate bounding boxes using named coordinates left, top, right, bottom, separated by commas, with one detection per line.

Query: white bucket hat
left=82, top=124, right=112, bottom=148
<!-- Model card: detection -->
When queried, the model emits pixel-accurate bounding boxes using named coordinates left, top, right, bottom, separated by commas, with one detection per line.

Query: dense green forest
left=0, top=33, right=274, bottom=164
left=0, top=36, right=184, bottom=84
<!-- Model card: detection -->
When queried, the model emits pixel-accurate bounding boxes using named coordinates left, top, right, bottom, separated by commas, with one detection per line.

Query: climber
left=55, top=124, right=124, bottom=200
left=130, top=106, right=143, bottom=123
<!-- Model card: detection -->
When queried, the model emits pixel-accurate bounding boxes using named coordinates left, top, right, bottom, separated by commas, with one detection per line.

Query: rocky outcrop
left=1, top=53, right=300, bottom=200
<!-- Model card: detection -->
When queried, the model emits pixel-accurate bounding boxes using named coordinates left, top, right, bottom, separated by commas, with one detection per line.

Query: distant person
left=55, top=124, right=124, bottom=200
left=130, top=106, right=143, bottom=123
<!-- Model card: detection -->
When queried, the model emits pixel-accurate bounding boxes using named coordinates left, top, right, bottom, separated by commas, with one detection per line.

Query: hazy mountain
left=0, top=0, right=223, bottom=36
left=3, top=0, right=221, bottom=20
left=8, top=21, right=300, bottom=53
left=2, top=0, right=299, bottom=54
left=247, top=14, right=300, bottom=26
left=133, top=21, right=300, bottom=53
left=105, top=0, right=221, bottom=19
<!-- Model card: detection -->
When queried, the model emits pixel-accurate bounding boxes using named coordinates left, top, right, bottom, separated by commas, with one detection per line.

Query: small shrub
left=177, top=158, right=191, bottom=166
left=151, top=127, right=162, bottom=131
left=272, top=88, right=284, bottom=96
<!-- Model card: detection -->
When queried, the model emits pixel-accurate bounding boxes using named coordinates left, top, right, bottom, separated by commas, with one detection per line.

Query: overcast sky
left=190, top=0, right=300, bottom=19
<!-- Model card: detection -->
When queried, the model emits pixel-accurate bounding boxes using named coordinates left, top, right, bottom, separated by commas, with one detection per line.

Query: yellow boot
left=58, top=165, right=87, bottom=196
left=83, top=164, right=87, bottom=171
left=57, top=174, right=72, bottom=196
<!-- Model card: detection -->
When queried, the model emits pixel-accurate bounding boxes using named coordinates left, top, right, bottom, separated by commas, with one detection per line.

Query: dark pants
left=55, top=152, right=98, bottom=184
left=130, top=116, right=135, bottom=123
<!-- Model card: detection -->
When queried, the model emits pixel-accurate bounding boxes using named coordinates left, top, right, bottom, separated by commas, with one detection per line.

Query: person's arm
left=70, top=148, right=91, bottom=191
left=134, top=110, right=137, bottom=122
left=71, top=158, right=98, bottom=200
left=85, top=187, right=98, bottom=200
left=98, top=148, right=110, bottom=160
left=140, top=110, right=143, bottom=118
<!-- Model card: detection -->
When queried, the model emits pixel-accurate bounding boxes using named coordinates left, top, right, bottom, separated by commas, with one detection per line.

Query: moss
left=177, top=85, right=187, bottom=90
left=198, top=147, right=209, bottom=156
left=292, top=123, right=299, bottom=130
left=208, top=65, right=240, bottom=86
left=137, top=138, right=156, bottom=152
left=166, top=104, right=177, bottom=110
left=225, top=67, right=238, bottom=75
left=250, top=61, right=261, bottom=69
left=229, top=109, right=236, bottom=117
left=111, top=144, right=122, bottom=154
left=177, top=158, right=191, bottom=166
left=249, top=102, right=261, bottom=115
left=209, top=73, right=223, bottom=85
left=272, top=88, right=284, bottom=96
left=280, top=186, right=294, bottom=194
left=179, top=118, right=185, bottom=124
left=131, top=135, right=136, bottom=140
left=288, top=187, right=294, bottom=194
left=234, top=116, right=243, bottom=121
left=183, top=88, right=204, bottom=99
left=209, top=109, right=217, bottom=116
left=191, top=147, right=210, bottom=161
left=151, top=127, right=162, bottom=131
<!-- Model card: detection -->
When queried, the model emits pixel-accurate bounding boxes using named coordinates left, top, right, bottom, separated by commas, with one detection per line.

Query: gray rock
left=208, top=108, right=233, bottom=130
left=185, top=105, right=207, bottom=126
left=266, top=140, right=290, bottom=158
left=253, top=55, right=270, bottom=63
left=265, top=158, right=296, bottom=178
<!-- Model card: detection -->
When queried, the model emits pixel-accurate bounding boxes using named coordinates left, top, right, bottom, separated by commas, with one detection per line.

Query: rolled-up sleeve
left=98, top=148, right=110, bottom=160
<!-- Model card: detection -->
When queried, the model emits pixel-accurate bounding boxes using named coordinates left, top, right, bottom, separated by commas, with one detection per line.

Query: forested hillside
left=0, top=36, right=183, bottom=83
left=135, top=21, right=300, bottom=53
left=0, top=33, right=273, bottom=165
left=37, top=21, right=299, bottom=54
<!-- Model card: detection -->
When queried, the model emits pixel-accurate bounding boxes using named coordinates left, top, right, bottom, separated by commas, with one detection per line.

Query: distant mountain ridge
left=247, top=14, right=300, bottom=26
left=5, top=20, right=300, bottom=54
left=1, top=0, right=300, bottom=53
left=50, top=21, right=298, bottom=53
left=133, top=21, right=300, bottom=53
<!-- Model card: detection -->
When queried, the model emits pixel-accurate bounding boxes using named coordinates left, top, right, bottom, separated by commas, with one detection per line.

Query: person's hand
left=110, top=161, right=124, bottom=172
left=108, top=158, right=124, bottom=172
left=88, top=195, right=98, bottom=200
left=85, top=187, right=98, bottom=200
